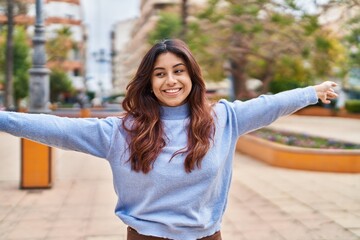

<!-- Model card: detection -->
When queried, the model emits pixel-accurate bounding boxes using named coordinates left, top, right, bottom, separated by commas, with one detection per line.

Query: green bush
left=345, top=99, right=360, bottom=113
left=269, top=79, right=303, bottom=94
left=50, top=69, right=74, bottom=103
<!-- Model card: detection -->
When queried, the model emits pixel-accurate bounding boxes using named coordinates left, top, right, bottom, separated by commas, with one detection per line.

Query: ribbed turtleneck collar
left=160, top=103, right=190, bottom=120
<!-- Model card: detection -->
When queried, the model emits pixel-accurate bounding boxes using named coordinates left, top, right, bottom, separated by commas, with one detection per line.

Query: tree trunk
left=5, top=0, right=15, bottom=110
left=181, top=0, right=188, bottom=39
left=230, top=59, right=251, bottom=99
left=260, top=62, right=275, bottom=94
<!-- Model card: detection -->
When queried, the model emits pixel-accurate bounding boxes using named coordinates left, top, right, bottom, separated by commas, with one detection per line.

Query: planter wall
left=236, top=135, right=360, bottom=173
left=296, top=106, right=360, bottom=119
left=296, top=106, right=335, bottom=117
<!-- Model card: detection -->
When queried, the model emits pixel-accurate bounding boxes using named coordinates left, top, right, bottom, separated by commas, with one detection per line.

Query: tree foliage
left=147, top=10, right=226, bottom=83
left=0, top=0, right=30, bottom=108
left=315, top=0, right=360, bottom=93
left=13, top=27, right=31, bottom=101
left=148, top=0, right=349, bottom=99
left=0, top=26, right=31, bottom=105
left=0, top=1, right=77, bottom=106
left=46, top=26, right=74, bottom=63
left=0, top=0, right=28, bottom=15
left=46, top=26, right=75, bottom=102
left=49, top=68, right=74, bottom=103
left=148, top=12, right=183, bottom=44
left=335, top=0, right=360, bottom=68
left=191, top=0, right=347, bottom=98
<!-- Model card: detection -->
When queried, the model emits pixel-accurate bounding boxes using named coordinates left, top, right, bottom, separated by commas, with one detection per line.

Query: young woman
left=0, top=39, right=337, bottom=240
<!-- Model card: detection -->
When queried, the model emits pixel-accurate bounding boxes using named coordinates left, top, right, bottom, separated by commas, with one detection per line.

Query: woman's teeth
left=164, top=88, right=180, bottom=93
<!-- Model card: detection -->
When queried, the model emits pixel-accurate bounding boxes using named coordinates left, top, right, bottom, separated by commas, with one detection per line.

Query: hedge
left=345, top=99, right=360, bottom=113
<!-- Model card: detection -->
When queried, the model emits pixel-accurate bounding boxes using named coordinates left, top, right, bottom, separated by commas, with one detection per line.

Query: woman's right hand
left=314, top=81, right=338, bottom=104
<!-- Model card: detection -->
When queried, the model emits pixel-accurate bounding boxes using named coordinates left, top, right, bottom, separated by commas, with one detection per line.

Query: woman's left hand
left=314, top=81, right=338, bottom=104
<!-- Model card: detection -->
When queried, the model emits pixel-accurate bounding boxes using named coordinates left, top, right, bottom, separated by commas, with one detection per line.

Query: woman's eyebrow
left=153, top=63, right=185, bottom=71
left=173, top=63, right=185, bottom=68
left=153, top=67, right=165, bottom=71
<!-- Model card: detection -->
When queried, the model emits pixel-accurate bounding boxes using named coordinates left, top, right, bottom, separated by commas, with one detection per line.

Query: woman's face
left=151, top=52, right=192, bottom=107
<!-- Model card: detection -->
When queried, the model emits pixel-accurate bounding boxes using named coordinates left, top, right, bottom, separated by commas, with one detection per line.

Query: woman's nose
left=166, top=74, right=177, bottom=85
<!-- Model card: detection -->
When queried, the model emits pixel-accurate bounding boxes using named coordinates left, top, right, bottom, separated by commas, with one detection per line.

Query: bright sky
left=80, top=0, right=140, bottom=93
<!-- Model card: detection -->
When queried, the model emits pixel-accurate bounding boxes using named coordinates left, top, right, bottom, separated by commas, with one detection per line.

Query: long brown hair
left=122, top=39, right=215, bottom=173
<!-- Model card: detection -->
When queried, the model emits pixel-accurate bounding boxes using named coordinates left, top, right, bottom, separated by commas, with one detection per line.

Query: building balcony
left=0, top=15, right=81, bottom=26
left=47, top=60, right=83, bottom=71
left=46, top=0, right=80, bottom=5
left=0, top=14, right=35, bottom=25
left=46, top=17, right=81, bottom=25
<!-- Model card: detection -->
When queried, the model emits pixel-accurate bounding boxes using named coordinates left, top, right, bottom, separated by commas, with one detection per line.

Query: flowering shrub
left=250, top=128, right=360, bottom=150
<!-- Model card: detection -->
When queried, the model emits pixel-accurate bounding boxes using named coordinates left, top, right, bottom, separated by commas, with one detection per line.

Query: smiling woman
left=0, top=39, right=338, bottom=240
left=122, top=39, right=215, bottom=176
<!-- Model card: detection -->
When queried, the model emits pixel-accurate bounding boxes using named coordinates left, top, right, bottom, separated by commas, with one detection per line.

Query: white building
left=111, top=18, right=137, bottom=95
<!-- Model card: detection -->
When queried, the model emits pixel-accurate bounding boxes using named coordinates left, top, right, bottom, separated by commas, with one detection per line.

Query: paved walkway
left=0, top=115, right=359, bottom=240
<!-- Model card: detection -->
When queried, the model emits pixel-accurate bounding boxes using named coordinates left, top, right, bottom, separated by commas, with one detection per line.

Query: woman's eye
left=155, top=72, right=165, bottom=77
left=175, top=69, right=184, bottom=74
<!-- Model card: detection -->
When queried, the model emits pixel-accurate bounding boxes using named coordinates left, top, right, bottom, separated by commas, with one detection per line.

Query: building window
left=73, top=68, right=80, bottom=77
left=72, top=48, right=80, bottom=60
left=66, top=14, right=74, bottom=19
left=0, top=6, right=5, bottom=15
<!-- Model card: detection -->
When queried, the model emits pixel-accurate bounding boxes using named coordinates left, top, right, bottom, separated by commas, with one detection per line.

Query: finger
left=330, top=82, right=337, bottom=87
left=325, top=81, right=337, bottom=87
left=322, top=99, right=331, bottom=104
left=327, top=91, right=338, bottom=97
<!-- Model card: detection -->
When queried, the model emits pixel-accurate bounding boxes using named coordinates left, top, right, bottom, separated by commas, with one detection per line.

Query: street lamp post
left=21, top=0, right=52, bottom=190
left=28, top=0, right=50, bottom=113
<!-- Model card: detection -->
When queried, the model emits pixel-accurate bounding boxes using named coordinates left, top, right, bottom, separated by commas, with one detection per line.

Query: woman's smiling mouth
left=163, top=88, right=182, bottom=94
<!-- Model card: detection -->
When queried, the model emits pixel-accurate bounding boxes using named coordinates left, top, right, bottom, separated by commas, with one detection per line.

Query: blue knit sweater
left=0, top=87, right=318, bottom=240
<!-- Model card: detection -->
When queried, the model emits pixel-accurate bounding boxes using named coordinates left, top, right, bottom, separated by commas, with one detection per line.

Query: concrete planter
left=296, top=106, right=360, bottom=119
left=236, top=134, right=360, bottom=173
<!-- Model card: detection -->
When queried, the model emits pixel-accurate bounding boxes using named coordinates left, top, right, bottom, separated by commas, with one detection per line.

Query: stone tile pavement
left=0, top=115, right=359, bottom=240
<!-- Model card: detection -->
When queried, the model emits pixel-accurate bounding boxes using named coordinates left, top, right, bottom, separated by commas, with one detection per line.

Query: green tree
left=46, top=26, right=75, bottom=102
left=320, top=0, right=360, bottom=65
left=341, top=2, right=360, bottom=68
left=46, top=26, right=74, bottom=63
left=196, top=0, right=347, bottom=98
left=13, top=27, right=31, bottom=102
left=148, top=1, right=347, bottom=99
left=0, top=0, right=29, bottom=109
left=310, top=0, right=360, bottom=94
left=0, top=26, right=31, bottom=106
left=148, top=10, right=225, bottom=82
left=148, top=12, right=183, bottom=44
left=49, top=68, right=74, bottom=103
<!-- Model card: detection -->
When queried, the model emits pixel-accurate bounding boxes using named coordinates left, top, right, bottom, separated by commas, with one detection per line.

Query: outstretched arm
left=232, top=81, right=338, bottom=136
left=0, top=112, right=118, bottom=159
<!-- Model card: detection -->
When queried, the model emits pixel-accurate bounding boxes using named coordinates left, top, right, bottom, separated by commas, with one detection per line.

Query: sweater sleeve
left=0, top=111, right=118, bottom=159
left=229, top=86, right=318, bottom=136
